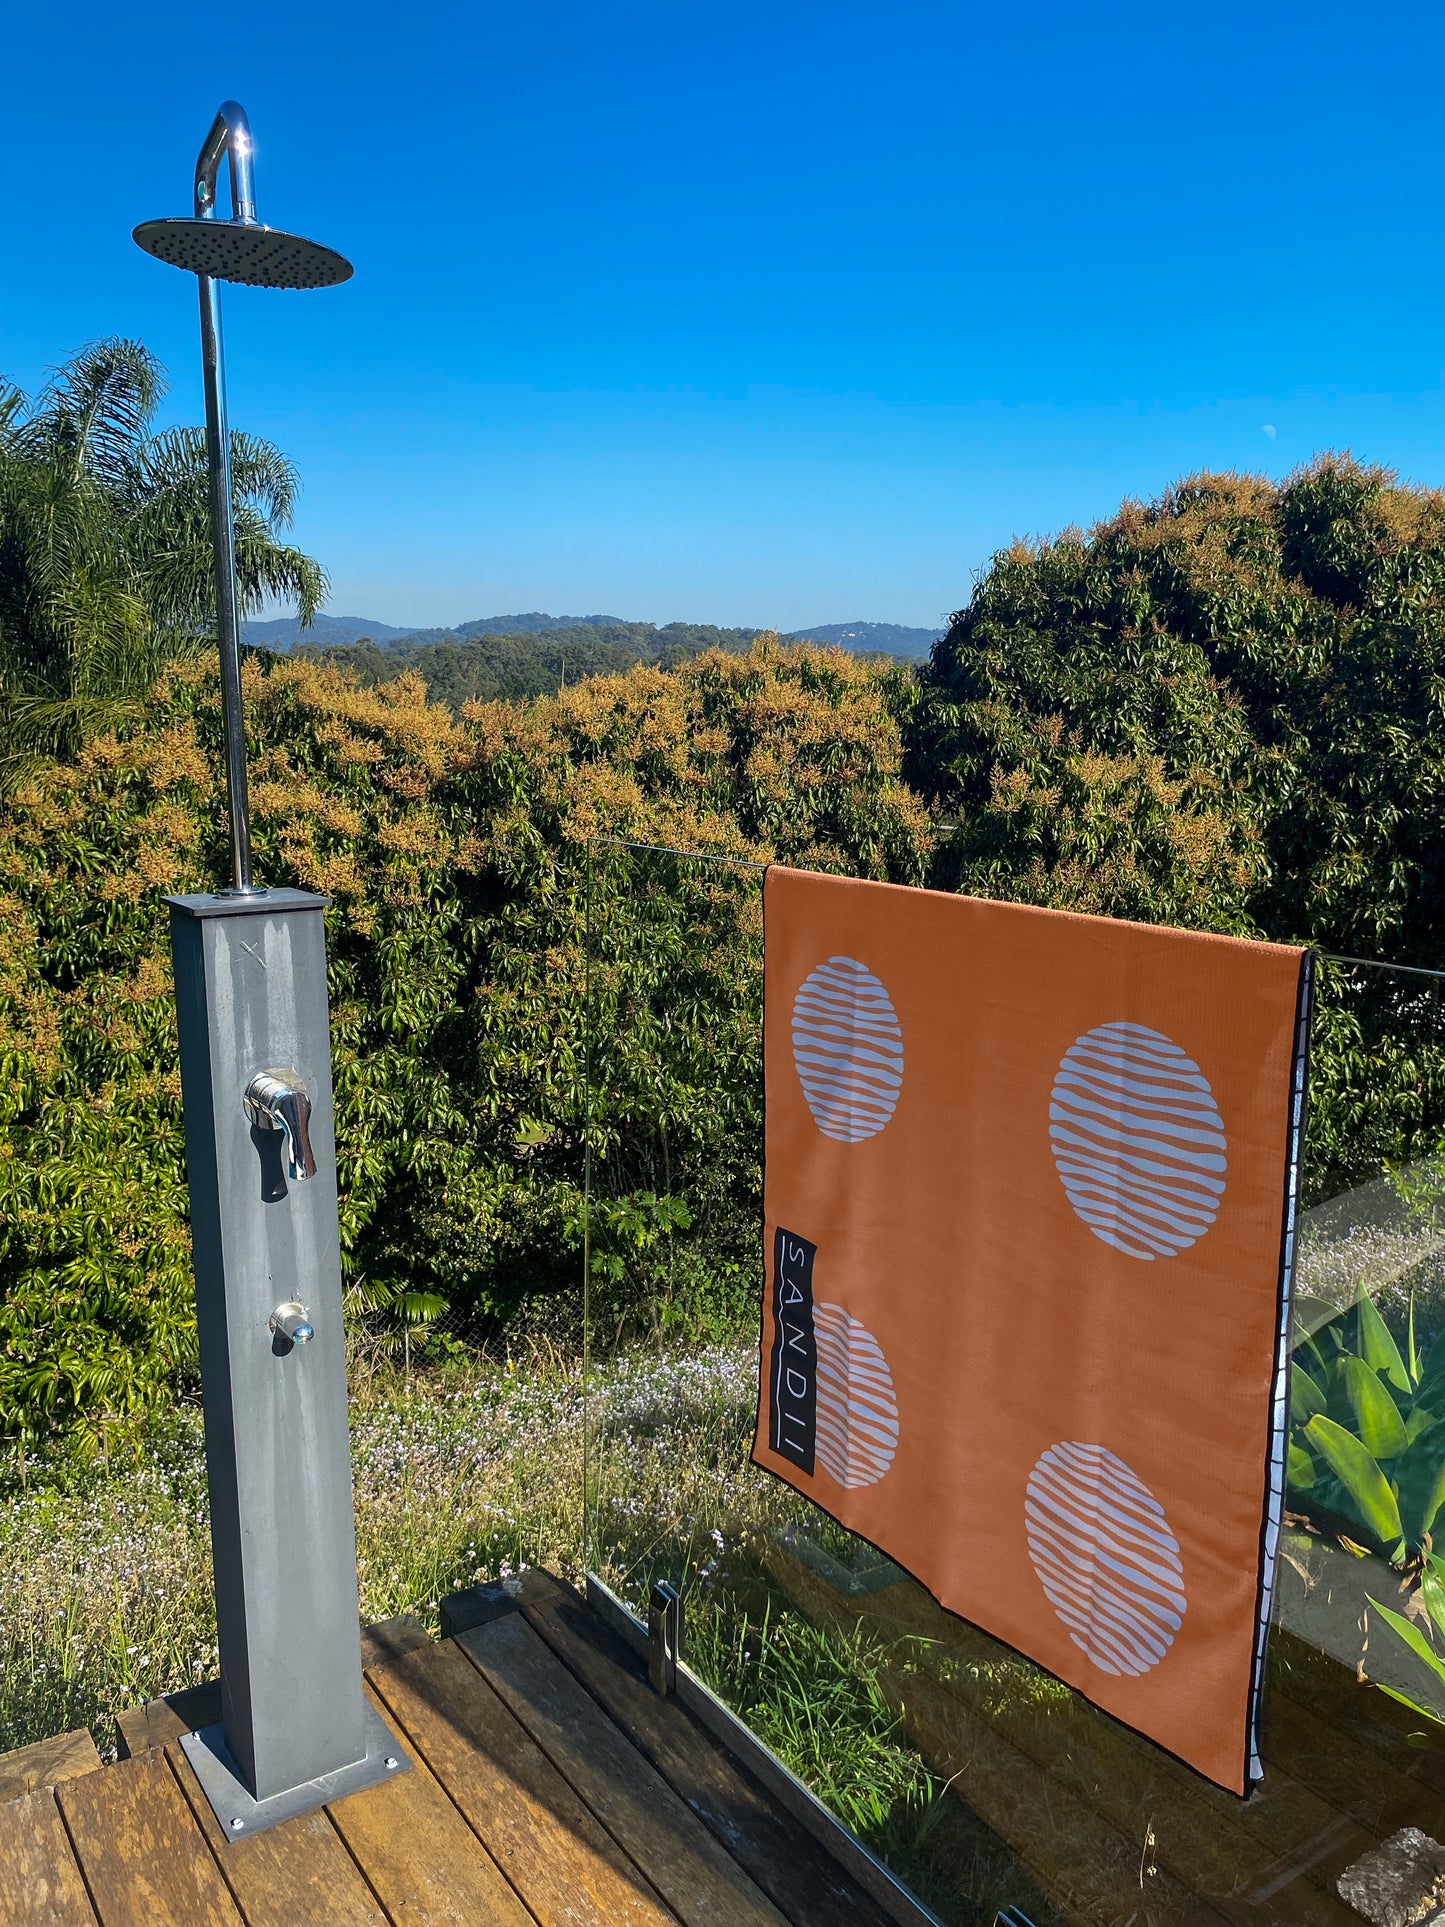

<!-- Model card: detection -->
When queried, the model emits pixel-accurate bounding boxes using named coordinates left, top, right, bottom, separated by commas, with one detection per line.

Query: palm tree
left=0, top=337, right=326, bottom=784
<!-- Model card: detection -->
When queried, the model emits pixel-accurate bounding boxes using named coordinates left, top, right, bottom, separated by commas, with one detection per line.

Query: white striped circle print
left=791, top=957, right=904, bottom=1143
left=813, top=1303, right=899, bottom=1488
left=1049, top=1021, right=1227, bottom=1259
left=1025, top=1443, right=1186, bottom=1677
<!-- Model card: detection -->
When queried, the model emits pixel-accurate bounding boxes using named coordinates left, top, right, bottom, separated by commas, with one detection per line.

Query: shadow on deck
left=1, top=1567, right=924, bottom=1927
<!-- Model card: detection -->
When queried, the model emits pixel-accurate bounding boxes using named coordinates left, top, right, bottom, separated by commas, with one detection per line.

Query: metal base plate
left=180, top=1703, right=409, bottom=1838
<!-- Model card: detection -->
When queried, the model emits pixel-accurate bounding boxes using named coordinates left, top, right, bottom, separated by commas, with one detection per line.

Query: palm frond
left=128, top=428, right=324, bottom=632
left=136, top=427, right=302, bottom=529
left=0, top=336, right=328, bottom=779
left=23, top=339, right=164, bottom=489
left=0, top=384, right=25, bottom=446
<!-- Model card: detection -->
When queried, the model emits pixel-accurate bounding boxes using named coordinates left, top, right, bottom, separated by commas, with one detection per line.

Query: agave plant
left=1288, top=1288, right=1445, bottom=1573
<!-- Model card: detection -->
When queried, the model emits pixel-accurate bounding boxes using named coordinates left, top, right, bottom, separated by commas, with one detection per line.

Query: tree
left=912, top=458, right=1445, bottom=964
left=0, top=338, right=326, bottom=783
left=909, top=457, right=1445, bottom=1195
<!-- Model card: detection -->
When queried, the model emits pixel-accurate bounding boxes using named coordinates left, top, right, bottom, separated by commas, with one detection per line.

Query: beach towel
left=755, top=866, right=1310, bottom=1793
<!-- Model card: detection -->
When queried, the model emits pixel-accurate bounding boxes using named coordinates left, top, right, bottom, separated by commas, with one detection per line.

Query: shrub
left=914, top=457, right=1445, bottom=960
left=0, top=640, right=930, bottom=1443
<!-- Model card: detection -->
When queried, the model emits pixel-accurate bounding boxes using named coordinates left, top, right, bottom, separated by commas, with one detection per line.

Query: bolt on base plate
left=180, top=1703, right=409, bottom=1838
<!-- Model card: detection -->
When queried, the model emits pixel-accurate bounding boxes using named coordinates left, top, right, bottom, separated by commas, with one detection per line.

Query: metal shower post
left=137, top=102, right=409, bottom=1836
left=194, top=104, right=257, bottom=895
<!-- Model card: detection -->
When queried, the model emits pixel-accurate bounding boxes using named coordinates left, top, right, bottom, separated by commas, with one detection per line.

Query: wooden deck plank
left=324, top=1682, right=534, bottom=1927
left=520, top=1579, right=900, bottom=1927
left=56, top=1750, right=243, bottom=1927
left=0, top=1729, right=102, bottom=1803
left=459, top=1610, right=791, bottom=1927
left=12, top=1589, right=928, bottom=1927
left=114, top=1683, right=221, bottom=1762
left=0, top=1785, right=99, bottom=1926
left=368, top=1637, right=681, bottom=1927
left=167, top=1743, right=390, bottom=1927
left=440, top=1580, right=527, bottom=1639
left=358, top=1616, right=432, bottom=1670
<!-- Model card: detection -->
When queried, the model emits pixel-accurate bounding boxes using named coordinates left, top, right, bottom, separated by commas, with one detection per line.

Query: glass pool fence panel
left=581, top=837, right=767, bottom=1609
left=583, top=845, right=1445, bottom=1925
left=1274, top=957, right=1445, bottom=1764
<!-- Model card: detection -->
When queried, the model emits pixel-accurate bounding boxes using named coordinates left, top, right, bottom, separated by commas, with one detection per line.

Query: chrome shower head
left=132, top=99, right=353, bottom=896
left=132, top=98, right=352, bottom=291
left=132, top=217, right=351, bottom=289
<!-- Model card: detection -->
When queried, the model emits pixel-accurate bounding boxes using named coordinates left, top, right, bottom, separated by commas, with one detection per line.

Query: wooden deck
left=1, top=1569, right=922, bottom=1927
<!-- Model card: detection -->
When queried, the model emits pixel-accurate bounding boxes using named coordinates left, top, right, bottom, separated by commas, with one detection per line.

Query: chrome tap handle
left=243, top=1070, right=318, bottom=1182
left=270, top=1301, right=314, bottom=1345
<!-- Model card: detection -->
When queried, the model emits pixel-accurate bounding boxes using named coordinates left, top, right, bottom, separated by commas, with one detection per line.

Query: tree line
left=292, top=620, right=769, bottom=709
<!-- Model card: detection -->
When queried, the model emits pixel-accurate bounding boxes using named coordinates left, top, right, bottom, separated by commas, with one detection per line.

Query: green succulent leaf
left=1290, top=1363, right=1327, bottom=1426
left=1339, top=1356, right=1410, bottom=1459
left=1372, top=1682, right=1445, bottom=1736
left=1367, top=1596, right=1445, bottom=1698
left=1304, top=1416, right=1405, bottom=1556
left=1422, top=1567, right=1445, bottom=1642
left=1356, top=1290, right=1412, bottom=1396
left=1414, top=1332, right=1445, bottom=1416
left=1396, top=1426, right=1445, bottom=1553
left=1287, top=1440, right=1316, bottom=1491
left=1294, top=1299, right=1348, bottom=1358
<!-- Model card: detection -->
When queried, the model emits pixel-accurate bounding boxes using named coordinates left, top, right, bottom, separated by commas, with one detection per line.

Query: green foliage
left=915, top=459, right=1445, bottom=956
left=582, top=1192, right=693, bottom=1285
left=0, top=638, right=930, bottom=1443
left=1303, top=956, right=1445, bottom=1201
left=1289, top=1291, right=1445, bottom=1569
left=690, top=1597, right=986, bottom=1910
left=1366, top=1562, right=1445, bottom=1738
left=0, top=339, right=325, bottom=783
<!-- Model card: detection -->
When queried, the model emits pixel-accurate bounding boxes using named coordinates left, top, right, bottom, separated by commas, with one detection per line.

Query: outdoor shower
left=134, top=103, right=409, bottom=1836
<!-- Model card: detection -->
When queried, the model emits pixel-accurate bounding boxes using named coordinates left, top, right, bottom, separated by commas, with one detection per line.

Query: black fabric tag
left=769, top=1228, right=817, bottom=1474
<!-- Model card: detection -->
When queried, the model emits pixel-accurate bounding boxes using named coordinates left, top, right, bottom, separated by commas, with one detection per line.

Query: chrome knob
left=270, top=1301, right=314, bottom=1345
left=243, top=1070, right=317, bottom=1181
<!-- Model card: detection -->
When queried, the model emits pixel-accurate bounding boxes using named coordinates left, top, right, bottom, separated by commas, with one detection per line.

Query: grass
left=0, top=1336, right=1051, bottom=1925
left=688, top=1598, right=1064, bottom=1926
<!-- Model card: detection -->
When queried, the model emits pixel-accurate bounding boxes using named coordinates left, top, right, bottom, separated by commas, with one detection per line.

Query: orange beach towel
left=754, top=866, right=1310, bottom=1794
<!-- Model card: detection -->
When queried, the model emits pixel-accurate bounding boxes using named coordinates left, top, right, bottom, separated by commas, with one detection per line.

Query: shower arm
left=194, top=102, right=258, bottom=224
left=194, top=100, right=262, bottom=894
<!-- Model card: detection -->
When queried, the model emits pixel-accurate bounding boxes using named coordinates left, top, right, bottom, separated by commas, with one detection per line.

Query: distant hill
left=244, top=612, right=635, bottom=651
left=245, top=612, right=941, bottom=658
left=454, top=613, right=629, bottom=637
left=782, top=621, right=941, bottom=657
left=241, top=614, right=417, bottom=649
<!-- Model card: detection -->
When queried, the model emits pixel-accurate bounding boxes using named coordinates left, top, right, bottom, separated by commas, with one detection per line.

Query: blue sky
left=3, top=0, right=1443, bottom=631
